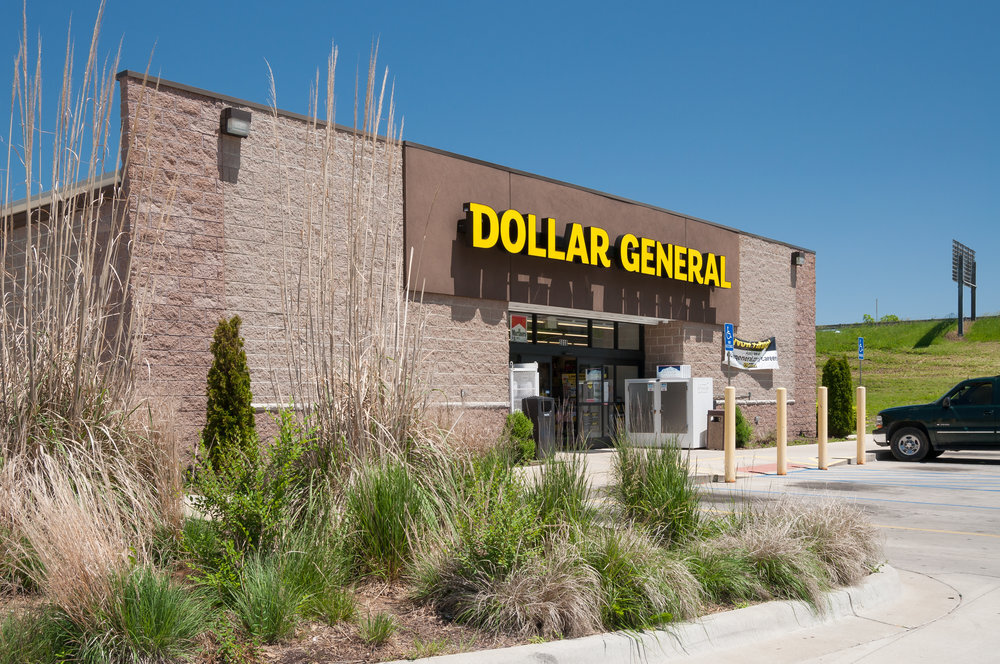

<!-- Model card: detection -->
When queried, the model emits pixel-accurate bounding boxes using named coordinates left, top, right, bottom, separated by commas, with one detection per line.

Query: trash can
left=522, top=396, right=556, bottom=459
left=707, top=409, right=725, bottom=450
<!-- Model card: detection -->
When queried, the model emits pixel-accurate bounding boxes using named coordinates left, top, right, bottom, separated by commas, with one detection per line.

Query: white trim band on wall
left=508, top=301, right=671, bottom=326
left=430, top=402, right=509, bottom=409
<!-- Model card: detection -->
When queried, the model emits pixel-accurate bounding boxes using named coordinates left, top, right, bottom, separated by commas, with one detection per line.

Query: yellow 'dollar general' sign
left=460, top=202, right=732, bottom=289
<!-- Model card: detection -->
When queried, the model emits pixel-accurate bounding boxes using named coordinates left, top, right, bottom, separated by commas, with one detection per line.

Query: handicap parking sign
left=724, top=323, right=734, bottom=352
left=858, top=337, right=864, bottom=360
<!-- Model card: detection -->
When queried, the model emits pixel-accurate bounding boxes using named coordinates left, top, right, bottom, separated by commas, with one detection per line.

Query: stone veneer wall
left=119, top=73, right=404, bottom=446
left=643, top=235, right=816, bottom=441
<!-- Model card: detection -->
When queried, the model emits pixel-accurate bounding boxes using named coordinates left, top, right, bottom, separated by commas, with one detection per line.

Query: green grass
left=817, top=316, right=1000, bottom=430
left=359, top=612, right=397, bottom=646
left=965, top=316, right=1000, bottom=342
left=343, top=460, right=435, bottom=580
left=229, top=554, right=306, bottom=643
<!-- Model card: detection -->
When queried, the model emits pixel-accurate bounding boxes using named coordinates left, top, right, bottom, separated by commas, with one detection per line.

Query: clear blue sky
left=3, top=1, right=997, bottom=325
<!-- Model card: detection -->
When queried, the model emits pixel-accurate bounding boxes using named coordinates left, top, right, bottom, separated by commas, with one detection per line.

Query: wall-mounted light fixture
left=791, top=251, right=805, bottom=266
left=220, top=107, right=251, bottom=138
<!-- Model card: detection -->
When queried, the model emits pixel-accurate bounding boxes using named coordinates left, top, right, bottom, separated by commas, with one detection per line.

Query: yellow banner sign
left=461, top=202, right=731, bottom=288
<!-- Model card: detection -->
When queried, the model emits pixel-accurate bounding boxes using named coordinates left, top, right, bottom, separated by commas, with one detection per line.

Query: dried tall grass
left=268, top=42, right=428, bottom=464
left=1, top=3, right=140, bottom=458
left=2, top=447, right=160, bottom=626
left=0, top=5, right=181, bottom=633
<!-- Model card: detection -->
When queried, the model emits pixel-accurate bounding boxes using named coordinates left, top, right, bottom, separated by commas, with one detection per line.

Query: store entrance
left=514, top=353, right=641, bottom=447
left=510, top=311, right=645, bottom=448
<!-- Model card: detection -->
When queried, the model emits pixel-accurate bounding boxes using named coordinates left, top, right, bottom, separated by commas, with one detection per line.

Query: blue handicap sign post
left=724, top=323, right=734, bottom=351
left=858, top=337, right=864, bottom=385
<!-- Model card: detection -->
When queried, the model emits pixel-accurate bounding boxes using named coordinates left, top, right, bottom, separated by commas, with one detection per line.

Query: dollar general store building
left=25, top=71, right=820, bottom=445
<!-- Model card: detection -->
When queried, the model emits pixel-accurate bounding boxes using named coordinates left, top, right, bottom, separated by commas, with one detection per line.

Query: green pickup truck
left=873, top=376, right=1000, bottom=461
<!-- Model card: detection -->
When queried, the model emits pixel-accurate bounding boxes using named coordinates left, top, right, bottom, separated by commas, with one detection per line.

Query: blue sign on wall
left=724, top=323, right=734, bottom=352
left=858, top=337, right=864, bottom=360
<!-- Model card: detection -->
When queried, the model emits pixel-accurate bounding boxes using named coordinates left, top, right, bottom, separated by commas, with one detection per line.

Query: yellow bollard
left=818, top=386, right=829, bottom=470
left=776, top=387, right=787, bottom=475
left=724, top=386, right=736, bottom=483
left=856, top=386, right=866, bottom=465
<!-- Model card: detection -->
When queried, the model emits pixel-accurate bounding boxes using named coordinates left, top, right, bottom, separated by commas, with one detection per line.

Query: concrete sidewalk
left=543, top=436, right=880, bottom=492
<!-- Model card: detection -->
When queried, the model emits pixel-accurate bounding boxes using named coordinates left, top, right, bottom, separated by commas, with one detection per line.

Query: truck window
left=950, top=381, right=993, bottom=406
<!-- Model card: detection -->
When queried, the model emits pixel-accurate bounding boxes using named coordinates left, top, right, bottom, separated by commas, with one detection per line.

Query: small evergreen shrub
left=734, top=406, right=753, bottom=448
left=822, top=356, right=854, bottom=437
left=505, top=411, right=535, bottom=464
left=204, top=315, right=257, bottom=470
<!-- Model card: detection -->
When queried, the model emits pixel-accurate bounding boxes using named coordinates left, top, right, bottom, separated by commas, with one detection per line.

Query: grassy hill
left=816, top=316, right=1000, bottom=430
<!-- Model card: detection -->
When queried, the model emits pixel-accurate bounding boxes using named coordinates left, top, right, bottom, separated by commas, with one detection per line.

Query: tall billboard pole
left=952, top=240, right=976, bottom=337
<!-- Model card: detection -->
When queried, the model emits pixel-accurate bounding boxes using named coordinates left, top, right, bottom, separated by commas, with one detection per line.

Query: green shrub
left=204, top=315, right=257, bottom=471
left=359, top=612, right=397, bottom=646
left=189, top=410, right=317, bottom=558
left=505, top=411, right=535, bottom=464
left=735, top=406, right=753, bottom=447
left=611, top=437, right=699, bottom=546
left=822, top=356, right=854, bottom=437
left=343, top=460, right=434, bottom=579
left=453, top=458, right=543, bottom=575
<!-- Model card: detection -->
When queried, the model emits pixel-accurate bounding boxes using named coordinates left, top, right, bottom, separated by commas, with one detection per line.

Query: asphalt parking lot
left=692, top=445, right=1000, bottom=663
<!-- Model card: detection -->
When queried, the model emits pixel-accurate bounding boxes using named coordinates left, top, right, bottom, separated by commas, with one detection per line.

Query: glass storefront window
left=592, top=321, right=614, bottom=348
left=510, top=313, right=642, bottom=352
left=618, top=322, right=640, bottom=350
left=535, top=315, right=589, bottom=347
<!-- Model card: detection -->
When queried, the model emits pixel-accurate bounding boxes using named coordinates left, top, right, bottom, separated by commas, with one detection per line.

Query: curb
left=390, top=565, right=901, bottom=664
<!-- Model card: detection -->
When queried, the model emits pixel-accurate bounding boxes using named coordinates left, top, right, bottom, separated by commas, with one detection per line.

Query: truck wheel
left=890, top=427, right=929, bottom=462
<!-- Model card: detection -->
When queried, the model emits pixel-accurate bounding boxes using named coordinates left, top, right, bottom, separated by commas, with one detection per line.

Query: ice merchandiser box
left=624, top=377, right=714, bottom=448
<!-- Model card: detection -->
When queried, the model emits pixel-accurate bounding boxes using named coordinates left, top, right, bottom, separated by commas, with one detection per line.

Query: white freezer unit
left=623, top=377, right=714, bottom=448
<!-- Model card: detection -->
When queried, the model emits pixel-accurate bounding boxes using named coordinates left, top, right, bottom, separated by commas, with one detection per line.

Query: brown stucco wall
left=403, top=145, right=740, bottom=325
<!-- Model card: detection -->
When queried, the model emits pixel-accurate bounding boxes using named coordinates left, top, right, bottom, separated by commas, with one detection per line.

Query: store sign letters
left=461, top=202, right=732, bottom=288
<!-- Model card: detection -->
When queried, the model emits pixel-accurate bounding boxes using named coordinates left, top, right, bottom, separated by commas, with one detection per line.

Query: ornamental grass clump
left=583, top=526, right=701, bottom=630
left=342, top=458, right=436, bottom=579
left=527, top=452, right=594, bottom=529
left=611, top=436, right=700, bottom=546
